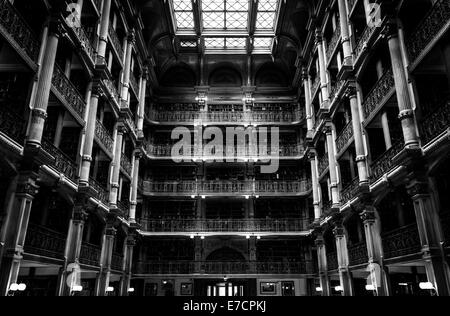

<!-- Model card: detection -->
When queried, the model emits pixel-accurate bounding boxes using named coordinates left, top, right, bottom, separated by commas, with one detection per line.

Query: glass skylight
left=202, top=0, right=249, bottom=30
left=253, top=37, right=273, bottom=49
left=204, top=37, right=246, bottom=50
left=173, top=0, right=195, bottom=30
left=172, top=0, right=280, bottom=53
left=256, top=0, right=278, bottom=30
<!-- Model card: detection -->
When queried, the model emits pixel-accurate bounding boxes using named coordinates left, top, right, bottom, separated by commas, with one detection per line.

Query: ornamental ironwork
left=362, top=70, right=395, bottom=119
left=407, top=0, right=450, bottom=64
left=336, top=120, right=354, bottom=154
left=370, top=141, right=403, bottom=183
left=24, top=224, right=66, bottom=260
left=348, top=241, right=369, bottom=266
left=95, top=120, right=114, bottom=154
left=419, top=100, right=450, bottom=145
left=382, top=224, right=422, bottom=259
left=52, top=64, right=86, bottom=119
left=41, top=139, right=79, bottom=183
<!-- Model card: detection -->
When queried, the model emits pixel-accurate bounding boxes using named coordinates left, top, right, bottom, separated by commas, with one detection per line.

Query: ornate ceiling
left=137, top=0, right=311, bottom=91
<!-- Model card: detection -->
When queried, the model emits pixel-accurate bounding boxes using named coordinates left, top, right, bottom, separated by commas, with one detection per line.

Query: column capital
left=360, top=209, right=377, bottom=223
left=381, top=19, right=399, bottom=40
left=315, top=28, right=323, bottom=44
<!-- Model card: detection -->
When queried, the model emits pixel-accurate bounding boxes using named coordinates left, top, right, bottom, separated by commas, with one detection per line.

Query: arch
left=254, top=62, right=289, bottom=87
left=160, top=63, right=197, bottom=87
left=206, top=247, right=246, bottom=261
left=209, top=66, right=243, bottom=87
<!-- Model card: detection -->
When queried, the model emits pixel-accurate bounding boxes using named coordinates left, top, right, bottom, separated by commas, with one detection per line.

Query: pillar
left=360, top=208, right=390, bottom=296
left=386, top=23, right=420, bottom=148
left=137, top=69, right=148, bottom=138
left=407, top=177, right=450, bottom=296
left=120, top=233, right=136, bottom=296
left=194, top=236, right=203, bottom=273
left=308, top=151, right=322, bottom=222
left=129, top=152, right=142, bottom=223
left=315, top=232, right=331, bottom=296
left=79, top=86, right=102, bottom=186
left=121, top=32, right=135, bottom=105
left=0, top=174, right=39, bottom=296
left=381, top=111, right=392, bottom=150
left=347, top=86, right=369, bottom=184
left=57, top=201, right=89, bottom=296
left=337, top=0, right=353, bottom=65
left=27, top=23, right=60, bottom=147
left=333, top=220, right=354, bottom=296
left=109, top=126, right=125, bottom=208
left=97, top=0, right=112, bottom=64
left=249, top=236, right=257, bottom=273
left=324, top=125, right=340, bottom=207
left=302, top=69, right=314, bottom=133
left=315, top=30, right=330, bottom=109
left=96, top=215, right=117, bottom=296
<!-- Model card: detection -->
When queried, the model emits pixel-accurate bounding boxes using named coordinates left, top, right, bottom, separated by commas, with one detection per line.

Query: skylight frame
left=201, top=0, right=250, bottom=31
left=172, top=0, right=196, bottom=31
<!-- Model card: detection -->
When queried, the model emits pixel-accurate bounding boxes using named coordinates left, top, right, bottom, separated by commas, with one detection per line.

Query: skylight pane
left=180, top=40, right=198, bottom=48
left=258, top=0, right=278, bottom=11
left=173, top=0, right=192, bottom=11
left=205, top=38, right=225, bottom=48
left=226, top=0, right=249, bottom=11
left=203, top=12, right=225, bottom=28
left=256, top=12, right=276, bottom=30
left=202, top=0, right=224, bottom=11
left=254, top=37, right=273, bottom=49
left=175, top=11, right=195, bottom=29
left=226, top=12, right=248, bottom=29
left=173, top=0, right=195, bottom=30
left=226, top=37, right=246, bottom=48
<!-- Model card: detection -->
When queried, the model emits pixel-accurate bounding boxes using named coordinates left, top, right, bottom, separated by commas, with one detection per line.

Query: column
left=308, top=151, right=321, bottom=223
left=0, top=174, right=39, bottom=296
left=97, top=0, right=112, bottom=64
left=333, top=220, right=353, bottom=296
left=79, top=86, right=102, bottom=186
left=57, top=204, right=88, bottom=296
left=348, top=86, right=369, bottom=184
left=381, top=111, right=392, bottom=150
left=137, top=69, right=148, bottom=138
left=121, top=32, right=135, bottom=105
left=249, top=237, right=257, bottom=273
left=302, top=69, right=314, bottom=133
left=109, top=126, right=125, bottom=208
left=96, top=215, right=116, bottom=296
left=315, top=232, right=331, bottom=296
left=324, top=125, right=340, bottom=207
left=128, top=152, right=141, bottom=223
left=360, top=208, right=390, bottom=296
left=120, top=233, right=136, bottom=296
left=194, top=236, right=203, bottom=273
left=27, top=24, right=60, bottom=147
left=315, top=30, right=330, bottom=109
left=386, top=24, right=420, bottom=148
left=407, top=178, right=450, bottom=296
left=337, top=0, right=352, bottom=65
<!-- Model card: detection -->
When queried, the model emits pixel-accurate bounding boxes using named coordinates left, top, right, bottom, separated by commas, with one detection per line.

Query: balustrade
left=340, top=177, right=360, bottom=204
left=89, top=178, right=109, bottom=206
left=354, top=25, right=377, bottom=63
left=24, top=224, right=66, bottom=260
left=120, top=155, right=133, bottom=176
left=370, top=141, right=403, bottom=183
left=336, top=121, right=354, bottom=154
left=362, top=70, right=395, bottom=120
left=0, top=106, right=26, bottom=144
left=382, top=224, right=422, bottom=259
left=348, top=241, right=369, bottom=266
left=52, top=64, right=86, bottom=119
left=140, top=219, right=310, bottom=233
left=136, top=261, right=311, bottom=275
left=326, top=251, right=338, bottom=271
left=0, top=0, right=40, bottom=62
left=41, top=139, right=79, bottom=183
left=311, top=76, right=321, bottom=97
left=80, top=242, right=101, bottom=267
left=95, top=120, right=114, bottom=154
left=108, top=25, right=124, bottom=62
left=103, top=79, right=121, bottom=106
left=129, top=72, right=140, bottom=97
left=111, top=253, right=124, bottom=271
left=142, top=180, right=311, bottom=196
left=407, top=0, right=450, bottom=65
left=419, top=100, right=450, bottom=145
left=68, top=20, right=97, bottom=65
left=318, top=155, right=329, bottom=177
left=326, top=22, right=341, bottom=63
